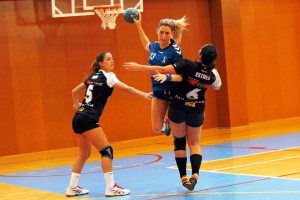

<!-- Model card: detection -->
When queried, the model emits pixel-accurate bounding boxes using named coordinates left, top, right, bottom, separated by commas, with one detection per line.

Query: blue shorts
left=152, top=90, right=171, bottom=101
left=72, top=113, right=100, bottom=134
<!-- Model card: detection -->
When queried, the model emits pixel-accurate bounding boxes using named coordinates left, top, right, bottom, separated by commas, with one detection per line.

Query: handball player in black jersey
left=124, top=44, right=221, bottom=191
left=66, top=51, right=151, bottom=197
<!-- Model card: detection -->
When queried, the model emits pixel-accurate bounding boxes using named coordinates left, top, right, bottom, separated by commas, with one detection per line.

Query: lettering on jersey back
left=174, top=95, right=185, bottom=101
left=195, top=72, right=210, bottom=80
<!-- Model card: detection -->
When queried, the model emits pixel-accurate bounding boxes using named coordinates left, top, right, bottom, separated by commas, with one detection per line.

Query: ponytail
left=90, top=51, right=109, bottom=75
left=158, top=16, right=188, bottom=44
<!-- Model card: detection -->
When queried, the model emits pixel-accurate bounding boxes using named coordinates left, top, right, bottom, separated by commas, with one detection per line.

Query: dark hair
left=200, top=44, right=218, bottom=69
left=90, top=51, right=109, bottom=74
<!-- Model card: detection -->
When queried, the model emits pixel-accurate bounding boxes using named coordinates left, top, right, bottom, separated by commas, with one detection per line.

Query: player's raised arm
left=133, top=12, right=150, bottom=51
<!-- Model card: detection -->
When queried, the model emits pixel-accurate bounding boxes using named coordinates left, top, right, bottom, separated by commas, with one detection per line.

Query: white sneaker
left=66, top=186, right=89, bottom=197
left=105, top=183, right=130, bottom=197
left=162, top=117, right=171, bottom=136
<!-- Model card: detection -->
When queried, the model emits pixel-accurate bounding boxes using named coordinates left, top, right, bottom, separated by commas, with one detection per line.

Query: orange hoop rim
left=93, top=5, right=121, bottom=11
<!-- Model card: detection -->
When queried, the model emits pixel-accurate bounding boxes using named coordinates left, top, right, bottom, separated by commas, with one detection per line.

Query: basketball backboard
left=51, top=0, right=143, bottom=18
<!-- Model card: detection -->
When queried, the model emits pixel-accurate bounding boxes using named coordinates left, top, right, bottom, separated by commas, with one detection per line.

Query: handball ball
left=123, top=8, right=139, bottom=24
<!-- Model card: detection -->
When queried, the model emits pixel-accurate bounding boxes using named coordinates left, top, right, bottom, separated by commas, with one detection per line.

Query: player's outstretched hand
left=153, top=70, right=167, bottom=83
left=144, top=92, right=152, bottom=100
left=123, top=62, right=140, bottom=71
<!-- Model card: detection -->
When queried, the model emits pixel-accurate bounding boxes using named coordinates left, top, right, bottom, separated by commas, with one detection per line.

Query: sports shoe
left=181, top=175, right=192, bottom=191
left=188, top=174, right=199, bottom=191
left=162, top=117, right=171, bottom=136
left=105, top=183, right=130, bottom=197
left=66, top=186, right=89, bottom=197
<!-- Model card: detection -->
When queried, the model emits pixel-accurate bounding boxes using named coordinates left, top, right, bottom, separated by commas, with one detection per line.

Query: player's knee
left=174, top=136, right=186, bottom=151
left=187, top=139, right=200, bottom=147
left=99, top=145, right=113, bottom=160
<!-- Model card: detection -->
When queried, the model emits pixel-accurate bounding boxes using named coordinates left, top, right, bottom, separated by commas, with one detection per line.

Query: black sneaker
left=181, top=175, right=192, bottom=190
left=188, top=174, right=198, bottom=191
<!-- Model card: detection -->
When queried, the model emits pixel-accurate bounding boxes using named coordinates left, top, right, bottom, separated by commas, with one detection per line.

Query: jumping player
left=123, top=44, right=222, bottom=191
left=132, top=13, right=188, bottom=136
left=66, top=51, right=151, bottom=197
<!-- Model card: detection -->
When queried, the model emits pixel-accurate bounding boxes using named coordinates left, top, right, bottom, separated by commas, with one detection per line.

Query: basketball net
left=94, top=6, right=121, bottom=30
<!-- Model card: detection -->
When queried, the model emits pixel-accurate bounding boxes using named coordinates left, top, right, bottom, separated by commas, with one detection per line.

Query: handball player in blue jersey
left=133, top=13, right=188, bottom=136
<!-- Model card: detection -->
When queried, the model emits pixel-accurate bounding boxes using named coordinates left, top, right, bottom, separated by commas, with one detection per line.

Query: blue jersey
left=148, top=39, right=182, bottom=92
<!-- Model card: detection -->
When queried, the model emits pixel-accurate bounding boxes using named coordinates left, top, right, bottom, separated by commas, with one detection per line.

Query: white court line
left=205, top=146, right=300, bottom=172
left=200, top=169, right=300, bottom=181
left=203, top=146, right=300, bottom=163
left=211, top=155, right=300, bottom=172
left=167, top=167, right=300, bottom=181
left=47, top=170, right=59, bottom=173
left=167, top=146, right=300, bottom=181
left=115, top=190, right=300, bottom=198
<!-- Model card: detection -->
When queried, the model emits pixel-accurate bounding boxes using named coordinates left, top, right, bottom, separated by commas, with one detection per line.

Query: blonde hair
left=158, top=16, right=188, bottom=44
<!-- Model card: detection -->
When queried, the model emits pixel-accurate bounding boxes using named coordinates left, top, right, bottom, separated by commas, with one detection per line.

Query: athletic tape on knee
left=174, top=136, right=186, bottom=151
left=100, top=145, right=113, bottom=159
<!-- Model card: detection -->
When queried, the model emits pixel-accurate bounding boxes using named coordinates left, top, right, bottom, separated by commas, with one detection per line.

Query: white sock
left=161, top=123, right=166, bottom=131
left=69, top=172, right=80, bottom=188
left=104, top=172, right=115, bottom=188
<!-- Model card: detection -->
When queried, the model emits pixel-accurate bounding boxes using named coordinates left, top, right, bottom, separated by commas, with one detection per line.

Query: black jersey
left=171, top=59, right=221, bottom=106
left=76, top=70, right=120, bottom=121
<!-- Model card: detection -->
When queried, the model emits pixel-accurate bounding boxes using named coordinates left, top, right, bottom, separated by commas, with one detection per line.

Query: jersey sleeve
left=104, top=72, right=120, bottom=88
left=148, top=42, right=156, bottom=52
left=83, top=75, right=92, bottom=86
left=172, top=51, right=182, bottom=63
left=211, top=68, right=222, bottom=89
left=171, top=43, right=183, bottom=63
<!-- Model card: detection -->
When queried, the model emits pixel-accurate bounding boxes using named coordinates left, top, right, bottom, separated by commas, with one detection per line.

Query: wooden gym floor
left=0, top=117, right=300, bottom=200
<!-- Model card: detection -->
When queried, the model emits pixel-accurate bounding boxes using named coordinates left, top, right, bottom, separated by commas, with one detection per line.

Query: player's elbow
left=143, top=44, right=150, bottom=51
left=71, top=89, right=77, bottom=95
left=120, top=85, right=132, bottom=93
left=213, top=84, right=221, bottom=90
left=214, top=86, right=221, bottom=90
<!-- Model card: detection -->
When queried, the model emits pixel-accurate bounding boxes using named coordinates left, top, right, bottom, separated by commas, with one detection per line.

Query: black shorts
left=152, top=90, right=171, bottom=101
left=168, top=102, right=205, bottom=127
left=72, top=113, right=100, bottom=134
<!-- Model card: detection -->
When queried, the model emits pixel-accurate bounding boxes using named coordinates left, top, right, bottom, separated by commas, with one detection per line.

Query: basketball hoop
left=94, top=5, right=121, bottom=30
